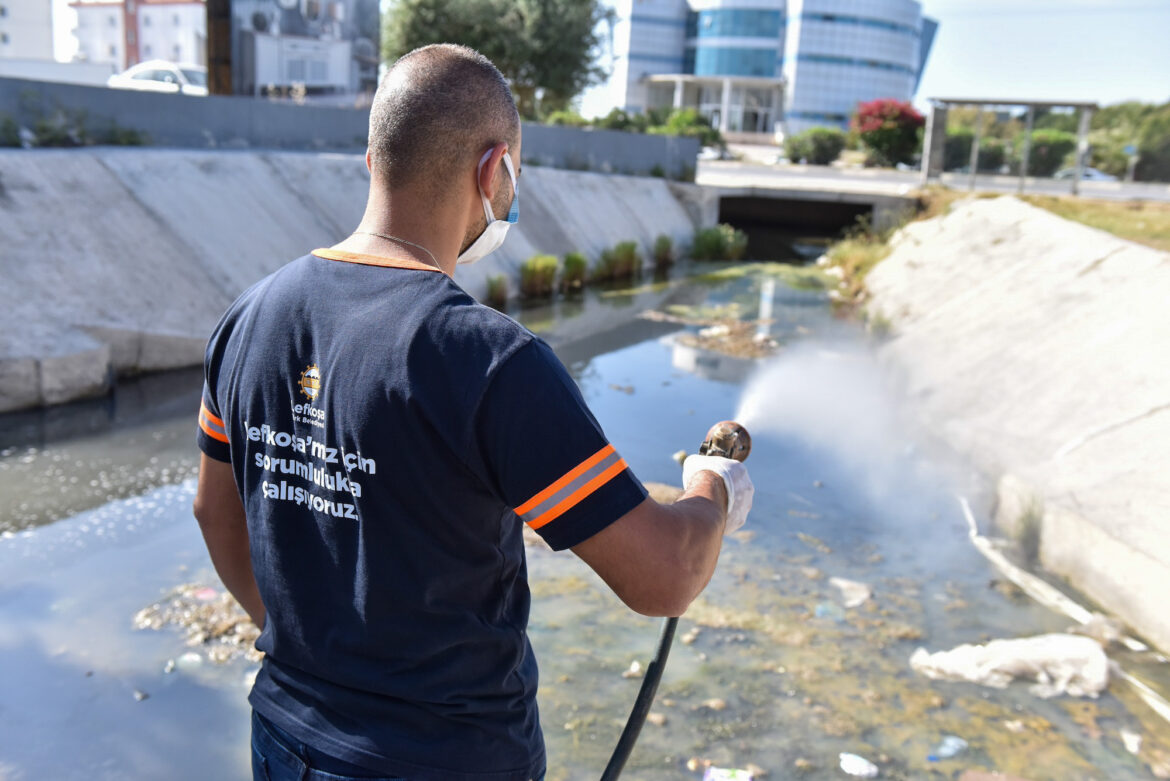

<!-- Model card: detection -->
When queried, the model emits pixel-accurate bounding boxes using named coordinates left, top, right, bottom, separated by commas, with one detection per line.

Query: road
left=697, top=158, right=1170, bottom=202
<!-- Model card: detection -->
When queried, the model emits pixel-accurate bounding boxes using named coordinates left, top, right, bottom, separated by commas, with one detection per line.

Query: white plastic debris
left=1121, top=729, right=1142, bottom=755
left=621, top=661, right=643, bottom=679
left=929, top=735, right=968, bottom=760
left=909, top=633, right=1109, bottom=698
left=829, top=577, right=872, bottom=608
left=839, top=752, right=878, bottom=777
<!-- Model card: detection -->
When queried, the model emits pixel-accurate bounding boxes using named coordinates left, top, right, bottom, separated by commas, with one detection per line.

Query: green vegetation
left=519, top=254, right=558, bottom=298
left=784, top=126, right=846, bottom=165
left=1020, top=195, right=1170, bottom=254
left=382, top=0, right=610, bottom=119
left=852, top=98, right=924, bottom=167
left=0, top=114, right=19, bottom=147
left=486, top=274, right=508, bottom=309
left=691, top=224, right=748, bottom=261
left=594, top=241, right=641, bottom=282
left=652, top=234, right=675, bottom=269
left=1026, top=129, right=1077, bottom=177
left=942, top=101, right=1170, bottom=182
left=548, top=106, right=724, bottom=152
left=561, top=251, right=587, bottom=290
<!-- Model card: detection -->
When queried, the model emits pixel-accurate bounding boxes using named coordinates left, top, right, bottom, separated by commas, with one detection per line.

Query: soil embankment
left=0, top=148, right=699, bottom=412
left=866, top=196, right=1170, bottom=653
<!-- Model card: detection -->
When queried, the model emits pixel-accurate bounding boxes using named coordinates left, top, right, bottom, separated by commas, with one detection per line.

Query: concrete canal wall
left=866, top=196, right=1170, bottom=653
left=0, top=148, right=700, bottom=412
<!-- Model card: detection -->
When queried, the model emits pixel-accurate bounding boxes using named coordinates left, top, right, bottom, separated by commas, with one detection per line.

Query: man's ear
left=365, top=149, right=372, bottom=174
left=477, top=143, right=509, bottom=200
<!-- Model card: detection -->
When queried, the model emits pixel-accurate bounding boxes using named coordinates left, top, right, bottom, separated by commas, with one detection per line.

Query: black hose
left=599, top=616, right=679, bottom=781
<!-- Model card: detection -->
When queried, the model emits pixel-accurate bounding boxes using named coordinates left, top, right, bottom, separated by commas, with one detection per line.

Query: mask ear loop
left=477, top=148, right=517, bottom=224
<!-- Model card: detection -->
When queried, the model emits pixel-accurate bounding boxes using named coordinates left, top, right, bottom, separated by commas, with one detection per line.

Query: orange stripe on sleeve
left=201, top=403, right=225, bottom=429
left=199, top=415, right=230, bottom=444
left=514, top=444, right=615, bottom=516
left=526, top=457, right=628, bottom=531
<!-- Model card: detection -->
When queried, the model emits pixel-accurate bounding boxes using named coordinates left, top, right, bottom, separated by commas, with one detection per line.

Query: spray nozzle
left=699, top=420, right=752, bottom=463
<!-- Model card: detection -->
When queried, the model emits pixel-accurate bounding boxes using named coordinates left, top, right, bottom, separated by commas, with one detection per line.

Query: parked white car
left=1054, top=167, right=1118, bottom=182
left=107, top=61, right=208, bottom=97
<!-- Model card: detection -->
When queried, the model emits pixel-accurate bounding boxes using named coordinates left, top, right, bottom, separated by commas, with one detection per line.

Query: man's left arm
left=193, top=454, right=266, bottom=627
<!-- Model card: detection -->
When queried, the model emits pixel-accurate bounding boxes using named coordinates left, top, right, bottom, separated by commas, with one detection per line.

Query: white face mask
left=457, top=149, right=519, bottom=266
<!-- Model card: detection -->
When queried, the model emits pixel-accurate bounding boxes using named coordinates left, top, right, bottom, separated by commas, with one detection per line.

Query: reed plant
left=562, top=251, right=587, bottom=290
left=519, top=254, right=559, bottom=298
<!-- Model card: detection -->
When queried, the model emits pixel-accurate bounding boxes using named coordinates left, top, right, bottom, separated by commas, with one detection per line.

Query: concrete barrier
left=866, top=196, right=1170, bottom=653
left=0, top=77, right=699, bottom=180
left=0, top=148, right=700, bottom=412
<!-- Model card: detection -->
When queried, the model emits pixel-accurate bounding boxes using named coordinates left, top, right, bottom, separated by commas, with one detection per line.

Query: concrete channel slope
left=0, top=149, right=698, bottom=412
left=866, top=196, right=1170, bottom=653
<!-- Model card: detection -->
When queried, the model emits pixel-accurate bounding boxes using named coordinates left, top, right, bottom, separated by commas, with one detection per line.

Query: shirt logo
left=298, top=364, right=321, bottom=401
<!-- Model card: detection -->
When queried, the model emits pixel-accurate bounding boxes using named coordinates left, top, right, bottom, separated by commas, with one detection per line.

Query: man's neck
left=335, top=187, right=462, bottom=276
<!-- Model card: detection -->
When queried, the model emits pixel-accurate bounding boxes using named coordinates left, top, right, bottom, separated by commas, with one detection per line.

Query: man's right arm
left=571, top=470, right=727, bottom=617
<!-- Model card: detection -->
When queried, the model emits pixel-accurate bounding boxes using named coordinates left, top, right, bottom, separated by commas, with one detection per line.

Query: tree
left=852, top=99, right=924, bottom=167
left=382, top=0, right=611, bottom=119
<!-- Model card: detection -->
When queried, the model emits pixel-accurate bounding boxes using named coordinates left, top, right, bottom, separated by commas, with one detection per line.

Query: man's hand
left=571, top=458, right=748, bottom=618
left=682, top=455, right=754, bottom=535
left=192, top=454, right=266, bottom=627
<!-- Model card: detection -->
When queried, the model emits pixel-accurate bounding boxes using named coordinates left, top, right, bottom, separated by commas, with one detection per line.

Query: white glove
left=682, top=454, right=754, bottom=535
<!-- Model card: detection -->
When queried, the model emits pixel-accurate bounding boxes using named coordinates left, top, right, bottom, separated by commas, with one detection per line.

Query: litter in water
left=814, top=602, right=846, bottom=622
left=838, top=752, right=879, bottom=777
left=830, top=576, right=872, bottom=608
left=702, top=768, right=754, bottom=781
left=621, top=661, right=643, bottom=679
left=927, top=735, right=969, bottom=761
left=1121, top=729, right=1142, bottom=755
left=910, top=633, right=1109, bottom=698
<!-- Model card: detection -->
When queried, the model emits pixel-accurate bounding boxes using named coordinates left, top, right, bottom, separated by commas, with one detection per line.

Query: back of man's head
left=368, top=44, right=520, bottom=196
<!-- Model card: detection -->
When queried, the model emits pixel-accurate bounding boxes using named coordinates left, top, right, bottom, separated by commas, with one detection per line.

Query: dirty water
left=0, top=264, right=1167, bottom=781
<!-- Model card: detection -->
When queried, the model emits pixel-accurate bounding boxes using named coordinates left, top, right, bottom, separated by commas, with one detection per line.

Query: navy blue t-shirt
left=197, top=249, right=648, bottom=780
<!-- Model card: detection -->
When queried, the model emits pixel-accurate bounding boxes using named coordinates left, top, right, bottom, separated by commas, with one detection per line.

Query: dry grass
left=1021, top=195, right=1170, bottom=254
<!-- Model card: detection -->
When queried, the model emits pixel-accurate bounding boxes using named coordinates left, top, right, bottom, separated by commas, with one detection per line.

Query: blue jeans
left=251, top=711, right=404, bottom=781
left=250, top=710, right=546, bottom=781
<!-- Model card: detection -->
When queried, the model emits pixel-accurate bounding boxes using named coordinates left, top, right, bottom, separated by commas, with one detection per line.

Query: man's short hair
left=368, top=44, right=520, bottom=193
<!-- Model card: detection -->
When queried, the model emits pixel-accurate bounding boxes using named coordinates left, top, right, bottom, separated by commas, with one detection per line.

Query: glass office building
left=590, top=0, right=936, bottom=141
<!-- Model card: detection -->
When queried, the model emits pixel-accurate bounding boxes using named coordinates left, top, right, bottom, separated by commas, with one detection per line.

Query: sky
left=914, top=0, right=1170, bottom=109
left=52, top=0, right=1170, bottom=109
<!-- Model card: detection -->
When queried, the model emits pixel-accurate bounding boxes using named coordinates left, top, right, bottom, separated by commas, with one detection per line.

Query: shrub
left=691, top=224, right=748, bottom=261
left=519, top=255, right=558, bottom=298
left=594, top=241, right=642, bottom=282
left=785, top=127, right=846, bottom=165
left=485, top=275, right=508, bottom=309
left=1136, top=105, right=1170, bottom=182
left=649, top=163, right=666, bottom=178
left=545, top=110, right=589, bottom=127
left=0, top=115, right=19, bottom=147
left=978, top=139, right=1007, bottom=172
left=1025, top=129, right=1078, bottom=177
left=944, top=129, right=973, bottom=171
left=653, top=235, right=675, bottom=269
left=852, top=98, right=924, bottom=167
left=648, top=108, right=724, bottom=148
left=562, top=251, right=587, bottom=290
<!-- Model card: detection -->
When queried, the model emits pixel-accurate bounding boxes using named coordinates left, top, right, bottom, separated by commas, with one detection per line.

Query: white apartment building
left=591, top=0, right=937, bottom=141
left=0, top=0, right=55, bottom=60
left=72, top=0, right=206, bottom=71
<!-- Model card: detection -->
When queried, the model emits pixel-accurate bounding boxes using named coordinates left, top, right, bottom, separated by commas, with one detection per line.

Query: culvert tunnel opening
left=717, top=196, right=874, bottom=262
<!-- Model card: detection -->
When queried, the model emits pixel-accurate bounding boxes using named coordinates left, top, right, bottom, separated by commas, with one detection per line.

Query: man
left=193, top=44, right=753, bottom=781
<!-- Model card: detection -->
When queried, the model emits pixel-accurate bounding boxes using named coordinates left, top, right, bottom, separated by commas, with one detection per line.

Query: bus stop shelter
left=921, top=98, right=1099, bottom=196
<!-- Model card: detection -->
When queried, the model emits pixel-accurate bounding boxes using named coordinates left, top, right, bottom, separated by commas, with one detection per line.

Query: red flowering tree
left=852, top=99, right=925, bottom=167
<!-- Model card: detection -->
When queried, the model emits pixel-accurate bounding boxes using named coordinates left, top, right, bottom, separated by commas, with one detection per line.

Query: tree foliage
left=1027, top=129, right=1077, bottom=177
left=381, top=0, right=610, bottom=118
left=1135, top=104, right=1170, bottom=182
left=785, top=127, right=846, bottom=165
left=852, top=99, right=924, bottom=167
